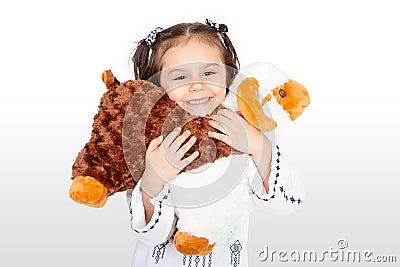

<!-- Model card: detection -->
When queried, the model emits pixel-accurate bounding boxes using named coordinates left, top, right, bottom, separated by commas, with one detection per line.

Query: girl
left=127, top=20, right=305, bottom=266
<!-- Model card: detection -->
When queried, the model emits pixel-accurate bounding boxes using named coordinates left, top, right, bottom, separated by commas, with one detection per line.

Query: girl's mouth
left=186, top=97, right=211, bottom=105
left=182, top=97, right=219, bottom=116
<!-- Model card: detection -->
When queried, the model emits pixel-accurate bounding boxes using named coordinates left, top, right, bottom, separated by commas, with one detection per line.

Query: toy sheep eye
left=279, top=89, right=286, bottom=98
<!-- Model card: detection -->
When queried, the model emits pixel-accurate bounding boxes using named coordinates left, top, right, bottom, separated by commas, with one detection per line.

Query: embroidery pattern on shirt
left=230, top=240, right=242, bottom=266
left=251, top=145, right=303, bottom=204
left=182, top=252, right=212, bottom=267
left=128, top=188, right=171, bottom=233
left=152, top=240, right=169, bottom=264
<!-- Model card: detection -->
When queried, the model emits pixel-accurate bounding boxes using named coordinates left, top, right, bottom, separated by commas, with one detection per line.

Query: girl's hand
left=141, top=127, right=199, bottom=197
left=208, top=108, right=264, bottom=156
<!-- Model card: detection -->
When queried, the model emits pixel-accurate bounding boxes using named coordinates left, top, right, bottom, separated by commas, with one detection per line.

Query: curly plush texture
left=70, top=70, right=240, bottom=204
left=71, top=71, right=138, bottom=196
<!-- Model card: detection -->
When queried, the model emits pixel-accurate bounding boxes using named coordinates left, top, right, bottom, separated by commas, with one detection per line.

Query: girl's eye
left=174, top=75, right=186, bottom=80
left=203, top=71, right=215, bottom=76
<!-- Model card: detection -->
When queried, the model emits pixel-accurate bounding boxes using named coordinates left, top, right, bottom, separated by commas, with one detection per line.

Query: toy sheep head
left=225, top=62, right=310, bottom=132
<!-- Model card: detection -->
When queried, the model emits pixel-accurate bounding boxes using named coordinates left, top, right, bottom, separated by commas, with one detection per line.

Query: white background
left=1, top=0, right=399, bottom=266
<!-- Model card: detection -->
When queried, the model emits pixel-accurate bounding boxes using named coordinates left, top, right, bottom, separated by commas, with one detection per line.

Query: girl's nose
left=189, top=82, right=205, bottom=92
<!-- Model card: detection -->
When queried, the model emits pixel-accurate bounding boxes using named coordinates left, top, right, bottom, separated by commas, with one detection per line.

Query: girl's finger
left=218, top=109, right=244, bottom=126
left=180, top=151, right=200, bottom=167
left=177, top=135, right=197, bottom=157
left=169, top=129, right=192, bottom=152
left=147, top=135, right=163, bottom=153
left=208, top=120, right=228, bottom=134
left=163, top=127, right=182, bottom=148
left=208, top=131, right=231, bottom=146
left=209, top=114, right=231, bottom=127
left=218, top=108, right=237, bottom=120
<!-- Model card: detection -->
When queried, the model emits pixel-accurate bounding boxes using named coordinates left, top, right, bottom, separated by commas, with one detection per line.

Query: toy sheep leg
left=174, top=232, right=215, bottom=256
left=69, top=176, right=108, bottom=208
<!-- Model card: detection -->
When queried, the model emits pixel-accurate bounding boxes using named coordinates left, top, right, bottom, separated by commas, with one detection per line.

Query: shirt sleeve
left=249, top=144, right=306, bottom=215
left=126, top=179, right=177, bottom=246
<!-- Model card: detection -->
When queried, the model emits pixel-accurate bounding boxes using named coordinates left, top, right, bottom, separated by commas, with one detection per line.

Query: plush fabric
left=70, top=70, right=240, bottom=207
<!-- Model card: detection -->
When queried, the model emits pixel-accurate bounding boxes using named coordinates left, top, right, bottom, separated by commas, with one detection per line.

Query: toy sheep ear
left=236, top=77, right=277, bottom=132
left=101, top=70, right=120, bottom=90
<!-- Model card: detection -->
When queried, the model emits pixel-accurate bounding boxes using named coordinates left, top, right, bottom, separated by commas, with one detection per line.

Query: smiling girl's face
left=159, top=39, right=227, bottom=116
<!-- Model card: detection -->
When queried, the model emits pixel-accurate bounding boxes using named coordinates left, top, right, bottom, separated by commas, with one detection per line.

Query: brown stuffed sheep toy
left=70, top=70, right=238, bottom=207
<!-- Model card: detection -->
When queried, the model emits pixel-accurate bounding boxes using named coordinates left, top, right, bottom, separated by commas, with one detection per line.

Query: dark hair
left=131, top=21, right=240, bottom=87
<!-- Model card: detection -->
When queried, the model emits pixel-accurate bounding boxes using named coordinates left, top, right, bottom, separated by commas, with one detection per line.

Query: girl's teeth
left=188, top=97, right=210, bottom=105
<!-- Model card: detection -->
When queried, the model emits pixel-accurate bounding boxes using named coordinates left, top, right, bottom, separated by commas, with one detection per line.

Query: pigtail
left=220, top=32, right=240, bottom=70
left=220, top=32, right=240, bottom=86
left=132, top=39, right=151, bottom=80
left=203, top=19, right=240, bottom=86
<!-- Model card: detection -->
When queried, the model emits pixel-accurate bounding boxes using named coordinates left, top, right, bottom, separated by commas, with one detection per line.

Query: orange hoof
left=69, top=176, right=108, bottom=208
left=174, top=231, right=215, bottom=256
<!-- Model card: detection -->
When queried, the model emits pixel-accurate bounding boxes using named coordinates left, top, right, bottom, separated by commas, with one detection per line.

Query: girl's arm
left=127, top=179, right=177, bottom=247
left=127, top=128, right=199, bottom=246
left=207, top=108, right=306, bottom=214
left=140, top=168, right=167, bottom=224
left=249, top=142, right=306, bottom=214
left=208, top=108, right=274, bottom=194
left=249, top=134, right=273, bottom=194
left=242, top=119, right=305, bottom=214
